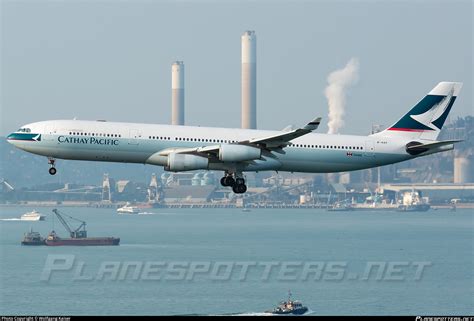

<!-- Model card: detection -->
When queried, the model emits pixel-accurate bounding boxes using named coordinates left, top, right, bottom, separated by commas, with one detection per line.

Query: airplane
left=6, top=81, right=463, bottom=194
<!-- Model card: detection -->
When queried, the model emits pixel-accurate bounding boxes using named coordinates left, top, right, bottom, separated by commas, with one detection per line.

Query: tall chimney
left=241, top=31, right=256, bottom=129
left=172, top=61, right=184, bottom=125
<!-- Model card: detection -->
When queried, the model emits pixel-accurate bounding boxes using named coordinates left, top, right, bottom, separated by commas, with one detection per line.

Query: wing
left=242, top=117, right=322, bottom=149
left=155, top=145, right=220, bottom=157
left=156, top=116, right=322, bottom=159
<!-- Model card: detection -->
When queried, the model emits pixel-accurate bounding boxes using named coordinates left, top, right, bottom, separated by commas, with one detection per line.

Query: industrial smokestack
left=241, top=31, right=256, bottom=129
left=172, top=61, right=185, bottom=126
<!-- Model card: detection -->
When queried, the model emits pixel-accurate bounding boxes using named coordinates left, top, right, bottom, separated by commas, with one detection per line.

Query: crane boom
left=52, top=209, right=87, bottom=238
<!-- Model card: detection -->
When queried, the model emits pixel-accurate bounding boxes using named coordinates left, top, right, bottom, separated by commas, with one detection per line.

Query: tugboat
left=266, top=291, right=309, bottom=315
left=21, top=228, right=46, bottom=245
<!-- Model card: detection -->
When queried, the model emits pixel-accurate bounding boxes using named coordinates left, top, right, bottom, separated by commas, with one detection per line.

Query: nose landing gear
left=48, top=158, right=57, bottom=175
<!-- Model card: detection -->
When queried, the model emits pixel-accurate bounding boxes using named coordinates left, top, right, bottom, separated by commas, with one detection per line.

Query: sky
left=1, top=0, right=472, bottom=136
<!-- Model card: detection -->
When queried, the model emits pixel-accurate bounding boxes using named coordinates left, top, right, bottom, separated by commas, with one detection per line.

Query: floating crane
left=52, top=209, right=87, bottom=238
left=22, top=209, right=119, bottom=246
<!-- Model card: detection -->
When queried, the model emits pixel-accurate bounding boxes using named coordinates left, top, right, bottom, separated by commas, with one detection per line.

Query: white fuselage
left=7, top=119, right=414, bottom=173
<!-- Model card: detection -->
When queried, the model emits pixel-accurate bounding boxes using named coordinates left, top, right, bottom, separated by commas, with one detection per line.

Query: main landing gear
left=220, top=173, right=247, bottom=194
left=48, top=158, right=57, bottom=175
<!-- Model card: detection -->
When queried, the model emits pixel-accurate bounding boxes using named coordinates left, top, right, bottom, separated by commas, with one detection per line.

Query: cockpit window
left=17, top=128, right=31, bottom=133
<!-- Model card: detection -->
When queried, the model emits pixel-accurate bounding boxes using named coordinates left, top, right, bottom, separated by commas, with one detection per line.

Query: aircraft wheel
left=232, top=184, right=247, bottom=194
left=220, top=177, right=227, bottom=187
left=224, top=176, right=235, bottom=187
left=232, top=184, right=240, bottom=193
left=49, top=167, right=57, bottom=175
left=235, top=177, right=245, bottom=186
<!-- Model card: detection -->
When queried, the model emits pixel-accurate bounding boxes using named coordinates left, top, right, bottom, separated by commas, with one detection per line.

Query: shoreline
left=1, top=202, right=473, bottom=209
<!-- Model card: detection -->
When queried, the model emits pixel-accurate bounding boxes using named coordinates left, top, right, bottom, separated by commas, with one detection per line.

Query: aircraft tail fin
left=373, top=82, right=463, bottom=140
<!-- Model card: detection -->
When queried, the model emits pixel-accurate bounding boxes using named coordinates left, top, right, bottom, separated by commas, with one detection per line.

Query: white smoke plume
left=325, top=58, right=359, bottom=134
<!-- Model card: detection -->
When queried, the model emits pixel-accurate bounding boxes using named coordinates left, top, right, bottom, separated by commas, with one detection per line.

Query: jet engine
left=218, top=144, right=261, bottom=162
left=166, top=153, right=209, bottom=172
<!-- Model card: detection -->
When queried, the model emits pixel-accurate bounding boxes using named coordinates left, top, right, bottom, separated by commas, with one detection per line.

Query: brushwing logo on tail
left=389, top=88, right=457, bottom=132
left=409, top=88, right=454, bottom=131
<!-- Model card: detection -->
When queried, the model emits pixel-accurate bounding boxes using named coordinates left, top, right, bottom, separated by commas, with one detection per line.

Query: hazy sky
left=1, top=0, right=472, bottom=136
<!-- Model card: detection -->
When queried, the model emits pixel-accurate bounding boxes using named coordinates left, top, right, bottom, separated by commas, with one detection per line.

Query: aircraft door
left=128, top=129, right=140, bottom=145
left=43, top=125, right=56, bottom=142
left=364, top=140, right=375, bottom=157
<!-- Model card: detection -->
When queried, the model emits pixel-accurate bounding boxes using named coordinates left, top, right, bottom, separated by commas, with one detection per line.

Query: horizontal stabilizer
left=406, top=140, right=462, bottom=155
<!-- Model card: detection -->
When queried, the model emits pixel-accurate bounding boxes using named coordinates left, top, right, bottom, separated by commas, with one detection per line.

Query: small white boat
left=20, top=210, right=46, bottom=221
left=116, top=203, right=140, bottom=214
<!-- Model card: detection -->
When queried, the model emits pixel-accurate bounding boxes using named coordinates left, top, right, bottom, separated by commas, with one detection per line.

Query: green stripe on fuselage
left=6, top=133, right=41, bottom=141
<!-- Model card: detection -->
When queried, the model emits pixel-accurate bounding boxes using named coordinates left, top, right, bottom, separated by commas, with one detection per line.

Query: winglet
left=303, top=117, right=322, bottom=131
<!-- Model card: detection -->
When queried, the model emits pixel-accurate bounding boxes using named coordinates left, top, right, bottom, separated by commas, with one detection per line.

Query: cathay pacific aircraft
left=7, top=82, right=463, bottom=193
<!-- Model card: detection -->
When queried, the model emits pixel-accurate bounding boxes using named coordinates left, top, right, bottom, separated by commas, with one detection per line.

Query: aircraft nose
left=6, top=132, right=22, bottom=146
left=6, top=133, right=15, bottom=144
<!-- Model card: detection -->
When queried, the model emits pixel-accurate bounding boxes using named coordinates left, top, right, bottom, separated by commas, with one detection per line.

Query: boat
left=43, top=209, right=120, bottom=246
left=21, top=228, right=46, bottom=245
left=20, top=210, right=46, bottom=221
left=265, top=291, right=308, bottom=315
left=351, top=202, right=399, bottom=211
left=117, top=203, right=140, bottom=214
left=397, top=204, right=431, bottom=212
left=396, top=190, right=431, bottom=212
left=45, top=231, right=120, bottom=246
left=327, top=202, right=354, bottom=212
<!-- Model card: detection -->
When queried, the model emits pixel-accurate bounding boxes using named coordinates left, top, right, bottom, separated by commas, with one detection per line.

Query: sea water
left=0, top=207, right=472, bottom=315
